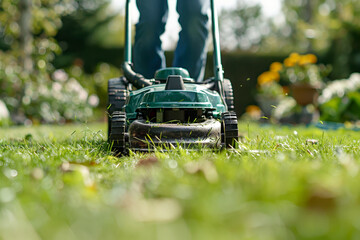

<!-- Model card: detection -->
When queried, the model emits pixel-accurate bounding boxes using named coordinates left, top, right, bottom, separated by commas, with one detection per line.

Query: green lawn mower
left=108, top=0, right=238, bottom=153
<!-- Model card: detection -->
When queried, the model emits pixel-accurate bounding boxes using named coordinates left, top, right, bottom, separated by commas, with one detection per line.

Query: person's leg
left=134, top=0, right=168, bottom=79
left=174, top=0, right=210, bottom=82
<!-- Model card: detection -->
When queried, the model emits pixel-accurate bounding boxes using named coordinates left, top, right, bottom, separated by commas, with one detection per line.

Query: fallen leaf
left=136, top=156, right=159, bottom=168
left=305, top=187, right=337, bottom=213
left=185, top=160, right=218, bottom=183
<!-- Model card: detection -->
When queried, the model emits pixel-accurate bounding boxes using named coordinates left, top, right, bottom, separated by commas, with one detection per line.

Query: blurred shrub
left=0, top=0, right=114, bottom=125
left=65, top=63, right=121, bottom=109
left=319, top=73, right=360, bottom=122
left=0, top=100, right=10, bottom=127
left=23, top=70, right=99, bottom=124
left=0, top=51, right=98, bottom=124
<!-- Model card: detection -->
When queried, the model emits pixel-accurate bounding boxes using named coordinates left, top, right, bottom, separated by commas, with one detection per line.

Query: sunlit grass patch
left=1, top=123, right=360, bottom=239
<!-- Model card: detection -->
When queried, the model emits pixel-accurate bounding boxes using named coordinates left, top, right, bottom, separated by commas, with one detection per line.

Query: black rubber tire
left=223, top=79, right=235, bottom=111
left=108, top=77, right=129, bottom=138
left=222, top=111, right=239, bottom=148
left=109, top=111, right=127, bottom=154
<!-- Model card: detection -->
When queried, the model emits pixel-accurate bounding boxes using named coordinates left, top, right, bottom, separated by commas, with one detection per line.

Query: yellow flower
left=283, top=52, right=302, bottom=67
left=289, top=52, right=301, bottom=62
left=246, top=105, right=261, bottom=119
left=246, top=105, right=261, bottom=113
left=298, top=54, right=318, bottom=66
left=270, top=62, right=283, bottom=72
left=306, top=54, right=317, bottom=64
left=298, top=55, right=309, bottom=66
left=284, top=57, right=297, bottom=67
left=257, top=71, right=280, bottom=85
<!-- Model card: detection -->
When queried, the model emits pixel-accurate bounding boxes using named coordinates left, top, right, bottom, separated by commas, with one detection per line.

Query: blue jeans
left=134, top=0, right=210, bottom=82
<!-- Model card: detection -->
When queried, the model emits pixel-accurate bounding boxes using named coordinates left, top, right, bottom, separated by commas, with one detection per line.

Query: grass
left=1, top=122, right=360, bottom=240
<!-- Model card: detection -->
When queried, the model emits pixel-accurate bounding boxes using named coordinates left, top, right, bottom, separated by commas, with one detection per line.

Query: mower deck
left=129, top=118, right=222, bottom=151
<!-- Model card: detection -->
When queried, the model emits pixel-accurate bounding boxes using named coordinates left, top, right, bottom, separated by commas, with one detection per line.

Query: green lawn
left=1, top=122, right=360, bottom=240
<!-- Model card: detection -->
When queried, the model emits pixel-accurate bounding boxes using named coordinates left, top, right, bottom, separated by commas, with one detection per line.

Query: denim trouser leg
left=134, top=0, right=168, bottom=79
left=134, top=0, right=209, bottom=82
left=174, top=0, right=210, bottom=82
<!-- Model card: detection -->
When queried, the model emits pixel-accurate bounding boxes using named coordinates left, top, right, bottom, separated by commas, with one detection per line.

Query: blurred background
left=0, top=0, right=359, bottom=126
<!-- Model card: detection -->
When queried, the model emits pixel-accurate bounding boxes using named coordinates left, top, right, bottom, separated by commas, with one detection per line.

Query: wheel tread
left=222, top=111, right=239, bottom=148
left=223, top=79, right=235, bottom=111
left=109, top=111, right=127, bottom=154
left=108, top=77, right=130, bottom=138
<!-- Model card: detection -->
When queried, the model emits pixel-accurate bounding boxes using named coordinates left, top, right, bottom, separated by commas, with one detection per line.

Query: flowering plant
left=256, top=62, right=288, bottom=99
left=254, top=53, right=331, bottom=122
left=276, top=53, right=331, bottom=87
left=255, top=63, right=288, bottom=117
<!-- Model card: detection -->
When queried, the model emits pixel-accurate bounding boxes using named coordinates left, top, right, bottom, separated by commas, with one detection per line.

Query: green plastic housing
left=155, top=68, right=190, bottom=80
left=125, top=82, right=225, bottom=121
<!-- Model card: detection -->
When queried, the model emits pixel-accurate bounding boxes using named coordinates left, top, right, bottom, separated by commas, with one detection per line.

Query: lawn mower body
left=108, top=0, right=238, bottom=153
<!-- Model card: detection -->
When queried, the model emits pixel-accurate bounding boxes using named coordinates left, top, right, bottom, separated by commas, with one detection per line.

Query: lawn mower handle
left=210, top=0, right=224, bottom=83
left=122, top=0, right=152, bottom=89
left=122, top=0, right=225, bottom=89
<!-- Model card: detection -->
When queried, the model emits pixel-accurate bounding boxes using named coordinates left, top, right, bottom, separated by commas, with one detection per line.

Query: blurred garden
left=0, top=0, right=360, bottom=126
left=2, top=1, right=360, bottom=239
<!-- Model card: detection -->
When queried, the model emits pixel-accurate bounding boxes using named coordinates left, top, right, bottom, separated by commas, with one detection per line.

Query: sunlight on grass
left=1, top=122, right=360, bottom=239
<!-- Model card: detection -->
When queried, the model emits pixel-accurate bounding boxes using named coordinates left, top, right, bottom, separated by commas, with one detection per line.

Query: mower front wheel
left=109, top=111, right=127, bottom=154
left=108, top=77, right=130, bottom=138
left=222, top=111, right=239, bottom=148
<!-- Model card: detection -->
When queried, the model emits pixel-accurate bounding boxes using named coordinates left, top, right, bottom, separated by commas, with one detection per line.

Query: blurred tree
left=54, top=0, right=123, bottom=72
left=19, top=0, right=33, bottom=71
left=323, top=0, right=360, bottom=78
left=0, top=0, right=107, bottom=124
left=273, top=0, right=360, bottom=78
left=222, top=0, right=360, bottom=78
left=219, top=1, right=266, bottom=51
